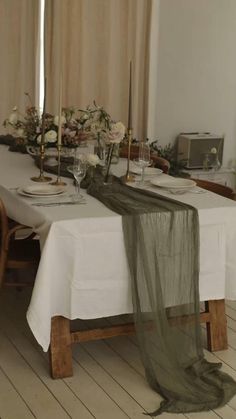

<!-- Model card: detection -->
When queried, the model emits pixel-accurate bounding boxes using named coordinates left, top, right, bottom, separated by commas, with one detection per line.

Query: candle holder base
left=51, top=179, right=67, bottom=186
left=121, top=173, right=135, bottom=183
left=31, top=175, right=52, bottom=182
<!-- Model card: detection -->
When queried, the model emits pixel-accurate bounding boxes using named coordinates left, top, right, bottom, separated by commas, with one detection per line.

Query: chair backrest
left=119, top=145, right=170, bottom=174
left=191, top=178, right=235, bottom=199
left=0, top=199, right=9, bottom=287
left=0, top=198, right=8, bottom=246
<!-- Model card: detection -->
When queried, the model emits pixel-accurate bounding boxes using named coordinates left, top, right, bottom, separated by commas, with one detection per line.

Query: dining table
left=1, top=144, right=236, bottom=378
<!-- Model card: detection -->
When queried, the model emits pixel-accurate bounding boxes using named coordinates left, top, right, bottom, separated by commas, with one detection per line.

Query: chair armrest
left=4, top=224, right=36, bottom=251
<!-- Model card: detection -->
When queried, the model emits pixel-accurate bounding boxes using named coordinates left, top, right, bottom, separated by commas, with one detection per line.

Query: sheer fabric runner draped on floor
left=87, top=174, right=236, bottom=416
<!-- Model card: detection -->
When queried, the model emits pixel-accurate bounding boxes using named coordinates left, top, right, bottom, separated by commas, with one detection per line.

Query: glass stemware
left=133, top=142, right=151, bottom=185
left=67, top=158, right=87, bottom=201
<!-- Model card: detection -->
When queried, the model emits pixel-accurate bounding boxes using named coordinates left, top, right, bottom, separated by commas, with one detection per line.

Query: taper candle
left=41, top=77, right=47, bottom=145
left=57, top=75, right=62, bottom=146
left=128, top=61, right=132, bottom=130
left=31, top=76, right=52, bottom=182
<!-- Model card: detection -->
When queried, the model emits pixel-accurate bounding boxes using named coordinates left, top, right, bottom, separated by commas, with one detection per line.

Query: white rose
left=9, top=111, right=18, bottom=125
left=211, top=147, right=217, bottom=154
left=16, top=128, right=25, bottom=137
left=86, top=153, right=100, bottom=166
left=54, top=115, right=66, bottom=126
left=107, top=121, right=125, bottom=144
left=45, top=130, right=57, bottom=143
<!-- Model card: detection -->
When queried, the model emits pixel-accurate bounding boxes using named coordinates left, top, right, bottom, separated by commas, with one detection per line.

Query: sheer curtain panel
left=0, top=0, right=39, bottom=133
left=45, top=0, right=152, bottom=139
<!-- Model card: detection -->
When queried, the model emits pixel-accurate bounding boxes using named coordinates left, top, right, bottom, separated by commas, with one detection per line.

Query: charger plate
left=19, top=184, right=66, bottom=197
left=150, top=178, right=196, bottom=190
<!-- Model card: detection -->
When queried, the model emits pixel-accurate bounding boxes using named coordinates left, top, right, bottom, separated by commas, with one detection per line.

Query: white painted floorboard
left=0, top=288, right=236, bottom=418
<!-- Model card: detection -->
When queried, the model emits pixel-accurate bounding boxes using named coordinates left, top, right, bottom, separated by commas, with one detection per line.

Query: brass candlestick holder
left=122, top=128, right=135, bottom=183
left=31, top=143, right=52, bottom=182
left=51, top=144, right=67, bottom=186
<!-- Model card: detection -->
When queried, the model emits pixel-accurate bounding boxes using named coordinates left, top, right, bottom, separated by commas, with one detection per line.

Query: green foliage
left=149, top=140, right=188, bottom=177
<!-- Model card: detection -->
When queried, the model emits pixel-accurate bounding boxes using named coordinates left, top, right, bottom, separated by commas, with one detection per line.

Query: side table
left=183, top=168, right=236, bottom=190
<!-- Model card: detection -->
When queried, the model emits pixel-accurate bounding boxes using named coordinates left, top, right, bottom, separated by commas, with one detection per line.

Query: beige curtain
left=45, top=0, right=152, bottom=139
left=0, top=0, right=39, bottom=133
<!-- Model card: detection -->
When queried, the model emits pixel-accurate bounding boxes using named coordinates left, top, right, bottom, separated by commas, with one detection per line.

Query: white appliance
left=176, top=133, right=224, bottom=169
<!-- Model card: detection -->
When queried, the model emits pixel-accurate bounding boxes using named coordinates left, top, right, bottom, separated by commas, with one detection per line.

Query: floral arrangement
left=78, top=103, right=125, bottom=182
left=78, top=102, right=125, bottom=146
left=3, top=99, right=125, bottom=152
left=3, top=103, right=87, bottom=148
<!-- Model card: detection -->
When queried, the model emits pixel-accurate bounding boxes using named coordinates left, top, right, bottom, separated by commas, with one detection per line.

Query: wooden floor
left=1, top=289, right=236, bottom=419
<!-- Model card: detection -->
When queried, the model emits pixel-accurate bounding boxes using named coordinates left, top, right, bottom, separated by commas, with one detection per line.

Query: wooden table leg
left=48, top=300, right=228, bottom=378
left=206, top=299, right=228, bottom=352
left=49, top=316, right=73, bottom=379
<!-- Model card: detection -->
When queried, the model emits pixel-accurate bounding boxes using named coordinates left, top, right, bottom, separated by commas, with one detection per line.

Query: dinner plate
left=150, top=178, right=196, bottom=190
left=17, top=188, right=67, bottom=199
left=19, top=184, right=66, bottom=197
left=130, top=166, right=163, bottom=176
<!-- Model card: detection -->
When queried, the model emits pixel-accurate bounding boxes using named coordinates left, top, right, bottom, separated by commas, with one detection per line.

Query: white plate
left=130, top=166, right=163, bottom=176
left=150, top=178, right=196, bottom=190
left=17, top=188, right=67, bottom=199
left=19, top=185, right=66, bottom=197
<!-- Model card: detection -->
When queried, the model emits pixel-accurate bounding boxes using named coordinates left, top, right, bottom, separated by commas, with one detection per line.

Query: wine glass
left=67, top=158, right=87, bottom=202
left=134, top=142, right=151, bottom=184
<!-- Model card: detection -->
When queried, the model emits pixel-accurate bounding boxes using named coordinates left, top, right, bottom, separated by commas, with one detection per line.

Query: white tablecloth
left=1, top=145, right=236, bottom=351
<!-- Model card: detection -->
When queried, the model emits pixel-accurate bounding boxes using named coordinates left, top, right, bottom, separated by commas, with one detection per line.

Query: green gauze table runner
left=87, top=175, right=236, bottom=416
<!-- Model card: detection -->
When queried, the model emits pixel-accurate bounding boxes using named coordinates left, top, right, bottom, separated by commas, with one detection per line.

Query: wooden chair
left=191, top=178, right=235, bottom=200
left=0, top=199, right=40, bottom=289
left=119, top=145, right=170, bottom=174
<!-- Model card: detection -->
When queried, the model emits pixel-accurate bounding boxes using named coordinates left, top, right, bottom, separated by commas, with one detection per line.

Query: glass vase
left=110, top=143, right=119, bottom=164
left=94, top=132, right=105, bottom=162
left=203, top=153, right=210, bottom=171
left=212, top=154, right=221, bottom=172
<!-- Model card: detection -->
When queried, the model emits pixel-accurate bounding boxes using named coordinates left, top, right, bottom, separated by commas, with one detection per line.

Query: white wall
left=153, top=0, right=236, bottom=167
